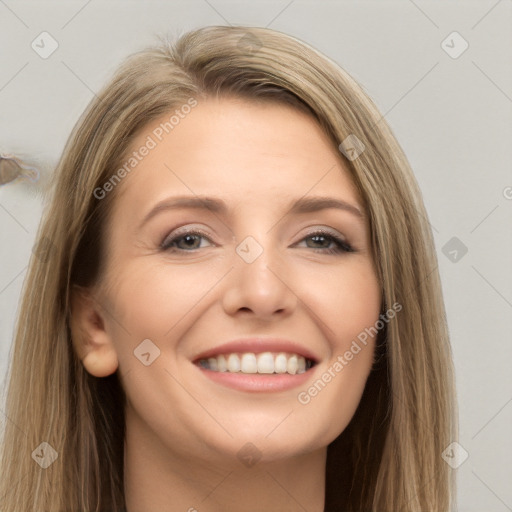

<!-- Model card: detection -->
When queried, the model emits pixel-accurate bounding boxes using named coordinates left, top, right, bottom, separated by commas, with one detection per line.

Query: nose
left=221, top=239, right=298, bottom=321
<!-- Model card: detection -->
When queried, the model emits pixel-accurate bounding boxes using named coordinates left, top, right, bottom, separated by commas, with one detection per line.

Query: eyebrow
left=139, top=195, right=365, bottom=229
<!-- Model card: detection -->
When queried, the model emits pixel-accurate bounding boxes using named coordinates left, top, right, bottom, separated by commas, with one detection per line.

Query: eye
left=161, top=229, right=214, bottom=252
left=296, top=229, right=354, bottom=254
left=161, top=227, right=354, bottom=255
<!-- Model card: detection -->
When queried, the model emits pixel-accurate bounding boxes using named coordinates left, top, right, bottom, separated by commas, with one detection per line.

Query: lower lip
left=195, top=365, right=317, bottom=392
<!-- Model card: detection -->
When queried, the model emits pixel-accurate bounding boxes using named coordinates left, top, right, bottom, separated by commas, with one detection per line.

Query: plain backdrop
left=0, top=2, right=511, bottom=510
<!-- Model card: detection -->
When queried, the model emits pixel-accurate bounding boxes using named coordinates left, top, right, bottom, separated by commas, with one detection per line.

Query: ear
left=69, top=285, right=119, bottom=377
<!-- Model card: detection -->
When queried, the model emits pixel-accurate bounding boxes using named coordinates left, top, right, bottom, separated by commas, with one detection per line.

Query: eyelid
left=297, top=225, right=346, bottom=240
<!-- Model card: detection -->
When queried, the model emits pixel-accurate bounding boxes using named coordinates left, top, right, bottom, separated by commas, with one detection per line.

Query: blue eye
left=161, top=229, right=354, bottom=254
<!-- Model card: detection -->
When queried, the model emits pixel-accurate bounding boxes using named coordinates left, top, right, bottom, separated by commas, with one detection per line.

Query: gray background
left=1, top=1, right=511, bottom=510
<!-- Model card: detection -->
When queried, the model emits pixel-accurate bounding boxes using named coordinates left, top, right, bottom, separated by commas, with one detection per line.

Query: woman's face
left=83, top=96, right=381, bottom=465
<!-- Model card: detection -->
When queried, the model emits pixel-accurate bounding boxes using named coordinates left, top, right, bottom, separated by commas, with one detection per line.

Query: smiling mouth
left=195, top=351, right=316, bottom=375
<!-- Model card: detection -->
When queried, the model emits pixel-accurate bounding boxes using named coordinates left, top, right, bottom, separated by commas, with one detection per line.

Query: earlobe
left=82, top=345, right=119, bottom=378
left=70, top=285, right=119, bottom=377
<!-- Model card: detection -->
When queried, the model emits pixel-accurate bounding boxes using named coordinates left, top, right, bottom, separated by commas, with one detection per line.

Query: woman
left=0, top=25, right=457, bottom=511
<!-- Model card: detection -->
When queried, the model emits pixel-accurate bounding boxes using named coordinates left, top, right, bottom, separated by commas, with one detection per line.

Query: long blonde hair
left=0, top=25, right=457, bottom=511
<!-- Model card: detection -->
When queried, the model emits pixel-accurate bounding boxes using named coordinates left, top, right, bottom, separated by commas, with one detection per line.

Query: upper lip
left=192, top=338, right=320, bottom=363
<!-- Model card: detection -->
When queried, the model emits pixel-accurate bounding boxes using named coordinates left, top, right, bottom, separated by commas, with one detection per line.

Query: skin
left=71, top=96, right=382, bottom=512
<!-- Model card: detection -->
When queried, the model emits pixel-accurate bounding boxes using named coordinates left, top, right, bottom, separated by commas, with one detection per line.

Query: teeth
left=217, top=354, right=227, bottom=372
left=274, top=353, right=288, bottom=373
left=227, top=354, right=240, bottom=372
left=241, top=353, right=257, bottom=373
left=257, top=352, right=274, bottom=374
left=287, top=355, right=298, bottom=375
left=198, top=352, right=314, bottom=375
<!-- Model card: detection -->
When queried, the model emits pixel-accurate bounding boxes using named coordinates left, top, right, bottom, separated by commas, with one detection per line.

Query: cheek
left=293, top=261, right=381, bottom=437
left=315, top=259, right=382, bottom=348
left=107, top=261, right=217, bottom=341
left=332, top=263, right=381, bottom=379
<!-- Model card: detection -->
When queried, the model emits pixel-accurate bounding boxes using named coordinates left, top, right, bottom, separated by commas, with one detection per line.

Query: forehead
left=109, top=97, right=362, bottom=218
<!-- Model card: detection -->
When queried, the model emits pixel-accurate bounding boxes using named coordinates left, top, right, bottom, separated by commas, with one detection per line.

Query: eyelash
left=161, top=228, right=355, bottom=255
